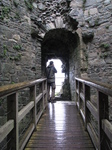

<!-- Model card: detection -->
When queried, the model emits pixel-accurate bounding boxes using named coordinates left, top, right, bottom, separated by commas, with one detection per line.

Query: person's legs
left=47, top=83, right=51, bottom=101
left=51, top=83, right=56, bottom=100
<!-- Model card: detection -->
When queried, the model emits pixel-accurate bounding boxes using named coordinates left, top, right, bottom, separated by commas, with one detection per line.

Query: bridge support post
left=30, top=85, right=36, bottom=129
left=97, top=91, right=109, bottom=150
left=7, top=93, right=19, bottom=150
left=42, top=82, right=45, bottom=110
left=78, top=82, right=82, bottom=111
left=84, top=84, right=90, bottom=130
left=44, top=80, right=47, bottom=107
left=75, top=80, right=78, bottom=104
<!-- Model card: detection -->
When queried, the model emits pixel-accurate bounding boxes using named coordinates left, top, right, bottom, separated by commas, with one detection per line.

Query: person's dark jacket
left=46, top=65, right=57, bottom=83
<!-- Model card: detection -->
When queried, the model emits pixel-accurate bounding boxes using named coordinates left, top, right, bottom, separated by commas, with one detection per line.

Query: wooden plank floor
left=25, top=101, right=95, bottom=150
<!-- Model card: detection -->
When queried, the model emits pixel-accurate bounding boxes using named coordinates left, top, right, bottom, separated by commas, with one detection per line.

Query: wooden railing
left=75, top=77, right=112, bottom=150
left=0, top=78, right=47, bottom=150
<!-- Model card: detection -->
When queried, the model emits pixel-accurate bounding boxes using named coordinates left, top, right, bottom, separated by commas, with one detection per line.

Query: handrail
left=75, top=77, right=112, bottom=96
left=75, top=77, right=112, bottom=150
left=0, top=78, right=47, bottom=150
left=0, top=78, right=46, bottom=97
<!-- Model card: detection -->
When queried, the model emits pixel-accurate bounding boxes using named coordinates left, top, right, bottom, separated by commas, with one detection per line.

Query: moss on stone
left=0, top=6, right=11, bottom=20
left=24, top=0, right=33, bottom=11
left=100, top=43, right=110, bottom=49
left=13, top=45, right=21, bottom=50
left=10, top=54, right=21, bottom=61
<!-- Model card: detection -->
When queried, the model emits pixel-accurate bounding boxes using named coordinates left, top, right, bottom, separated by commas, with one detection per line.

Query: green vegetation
left=3, top=45, right=8, bottom=56
left=100, top=52, right=108, bottom=58
left=11, top=82, right=15, bottom=84
left=82, top=0, right=86, bottom=10
left=3, top=50, right=7, bottom=56
left=24, top=0, right=33, bottom=11
left=14, top=54, right=21, bottom=61
left=10, top=54, right=21, bottom=61
left=83, top=0, right=86, bottom=4
left=14, top=12, right=20, bottom=19
left=0, top=6, right=11, bottom=20
left=13, top=44, right=21, bottom=50
left=100, top=43, right=110, bottom=49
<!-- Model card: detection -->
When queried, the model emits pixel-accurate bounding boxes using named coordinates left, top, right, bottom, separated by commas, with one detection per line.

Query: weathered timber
left=75, top=77, right=112, bottom=150
left=25, top=101, right=95, bottom=150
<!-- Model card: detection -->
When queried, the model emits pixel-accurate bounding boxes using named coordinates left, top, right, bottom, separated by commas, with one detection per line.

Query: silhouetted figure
left=46, top=61, right=57, bottom=102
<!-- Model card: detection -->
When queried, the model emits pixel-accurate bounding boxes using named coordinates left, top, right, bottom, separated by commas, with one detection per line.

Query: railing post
left=30, top=85, right=36, bottom=129
left=7, top=93, right=19, bottom=150
left=97, top=91, right=109, bottom=150
left=76, top=80, right=78, bottom=104
left=42, top=81, right=45, bottom=110
left=84, top=84, right=90, bottom=130
left=44, top=80, right=47, bottom=107
left=78, top=82, right=82, bottom=111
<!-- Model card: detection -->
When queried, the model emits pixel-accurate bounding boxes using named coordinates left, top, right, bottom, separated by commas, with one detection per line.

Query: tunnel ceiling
left=41, top=28, right=79, bottom=61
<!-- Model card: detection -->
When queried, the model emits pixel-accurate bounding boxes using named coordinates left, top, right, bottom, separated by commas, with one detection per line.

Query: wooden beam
left=102, top=119, right=112, bottom=142
left=18, top=101, right=34, bottom=123
left=80, top=109, right=85, bottom=123
left=84, top=84, right=90, bottom=130
left=36, top=93, right=42, bottom=104
left=43, top=89, right=47, bottom=95
left=7, top=93, right=19, bottom=150
left=80, top=92, right=84, bottom=102
left=30, top=85, right=37, bottom=129
left=87, top=123, right=98, bottom=149
left=36, top=110, right=43, bottom=124
left=19, top=123, right=34, bottom=150
left=76, top=101, right=79, bottom=109
left=97, top=91, right=109, bottom=150
left=86, top=101, right=98, bottom=121
left=0, top=120, right=14, bottom=143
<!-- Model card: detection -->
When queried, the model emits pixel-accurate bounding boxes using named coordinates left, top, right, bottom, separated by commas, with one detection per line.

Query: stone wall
left=0, top=0, right=42, bottom=86
left=69, top=0, right=112, bottom=81
left=69, top=0, right=112, bottom=100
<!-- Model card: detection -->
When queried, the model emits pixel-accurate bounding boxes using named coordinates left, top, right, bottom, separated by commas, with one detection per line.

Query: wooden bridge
left=0, top=78, right=112, bottom=150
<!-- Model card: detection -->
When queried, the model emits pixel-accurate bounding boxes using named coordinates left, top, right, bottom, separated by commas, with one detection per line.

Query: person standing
left=46, top=61, right=57, bottom=102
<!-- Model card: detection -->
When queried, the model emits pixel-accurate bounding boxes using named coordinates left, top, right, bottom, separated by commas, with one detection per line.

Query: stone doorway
left=41, top=28, right=79, bottom=100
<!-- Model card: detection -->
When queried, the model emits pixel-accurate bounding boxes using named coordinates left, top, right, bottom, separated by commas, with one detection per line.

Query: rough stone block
left=96, top=27, right=106, bottom=36
left=70, top=0, right=82, bottom=8
left=85, top=0, right=97, bottom=7
left=46, top=22, right=55, bottom=30
left=55, top=17, right=64, bottom=28
left=33, top=2, right=37, bottom=8
left=109, top=25, right=112, bottom=31
left=84, top=10, right=89, bottom=16
left=96, top=0, right=103, bottom=2
left=38, top=3, right=46, bottom=11
left=90, top=8, right=98, bottom=15
left=104, top=0, right=111, bottom=5
left=13, top=34, right=20, bottom=41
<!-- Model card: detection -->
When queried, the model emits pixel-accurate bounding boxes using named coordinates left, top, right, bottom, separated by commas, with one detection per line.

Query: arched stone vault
left=41, top=28, right=79, bottom=77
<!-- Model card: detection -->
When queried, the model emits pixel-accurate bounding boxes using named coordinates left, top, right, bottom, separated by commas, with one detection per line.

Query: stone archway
left=41, top=28, right=79, bottom=74
left=41, top=28, right=79, bottom=99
